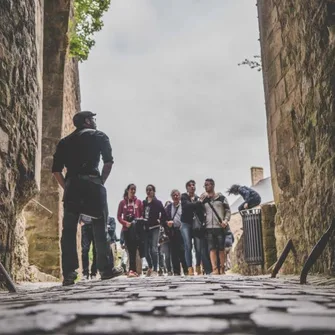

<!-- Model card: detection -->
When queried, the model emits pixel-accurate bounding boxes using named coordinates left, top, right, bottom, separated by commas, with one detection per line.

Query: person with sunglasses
left=180, top=180, right=207, bottom=276
left=201, top=178, right=231, bottom=275
left=143, top=184, right=167, bottom=277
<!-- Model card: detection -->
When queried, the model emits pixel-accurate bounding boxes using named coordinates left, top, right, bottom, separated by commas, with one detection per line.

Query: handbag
left=206, top=200, right=232, bottom=235
left=166, top=204, right=181, bottom=238
left=192, top=214, right=206, bottom=237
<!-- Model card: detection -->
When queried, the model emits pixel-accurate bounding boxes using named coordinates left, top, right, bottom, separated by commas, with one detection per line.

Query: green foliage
left=238, top=55, right=262, bottom=71
left=70, top=0, right=111, bottom=62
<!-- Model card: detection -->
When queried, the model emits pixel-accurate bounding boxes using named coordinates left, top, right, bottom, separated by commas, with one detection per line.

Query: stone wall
left=0, top=0, right=44, bottom=281
left=25, top=0, right=80, bottom=278
left=257, top=0, right=335, bottom=273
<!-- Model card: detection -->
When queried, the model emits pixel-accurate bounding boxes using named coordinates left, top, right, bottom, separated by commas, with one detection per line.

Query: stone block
left=266, top=29, right=283, bottom=67
left=266, top=55, right=282, bottom=92
left=270, top=109, right=281, bottom=132
left=0, top=127, right=9, bottom=153
left=287, top=147, right=302, bottom=188
left=251, top=310, right=335, bottom=332
left=276, top=114, right=295, bottom=155
left=284, top=68, right=297, bottom=95
left=261, top=203, right=277, bottom=271
left=270, top=129, right=278, bottom=158
left=274, top=77, right=287, bottom=107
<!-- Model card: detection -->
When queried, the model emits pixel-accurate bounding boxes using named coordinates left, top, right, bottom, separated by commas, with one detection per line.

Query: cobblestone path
left=1, top=275, right=335, bottom=334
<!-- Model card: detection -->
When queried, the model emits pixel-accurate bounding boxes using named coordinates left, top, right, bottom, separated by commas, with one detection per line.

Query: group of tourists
left=52, top=111, right=261, bottom=285
left=117, top=180, right=235, bottom=278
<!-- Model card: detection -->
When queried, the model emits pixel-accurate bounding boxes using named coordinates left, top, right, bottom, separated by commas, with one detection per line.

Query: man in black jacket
left=52, top=111, right=123, bottom=285
left=180, top=180, right=211, bottom=275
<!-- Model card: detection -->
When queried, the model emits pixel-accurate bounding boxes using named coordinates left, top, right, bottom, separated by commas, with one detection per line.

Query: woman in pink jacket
left=117, top=184, right=143, bottom=277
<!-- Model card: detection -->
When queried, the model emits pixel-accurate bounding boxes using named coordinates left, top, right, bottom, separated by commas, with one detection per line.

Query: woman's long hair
left=227, top=184, right=240, bottom=196
left=123, top=183, right=136, bottom=199
left=145, top=184, right=156, bottom=201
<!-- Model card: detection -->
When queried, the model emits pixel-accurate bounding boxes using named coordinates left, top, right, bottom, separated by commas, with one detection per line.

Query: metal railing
left=240, top=208, right=264, bottom=266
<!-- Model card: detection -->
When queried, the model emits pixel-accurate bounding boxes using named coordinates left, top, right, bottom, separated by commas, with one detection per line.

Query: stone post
left=261, top=204, right=277, bottom=271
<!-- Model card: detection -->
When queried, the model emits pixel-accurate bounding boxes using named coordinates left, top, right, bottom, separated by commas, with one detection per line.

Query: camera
left=125, top=214, right=135, bottom=223
left=159, top=227, right=169, bottom=244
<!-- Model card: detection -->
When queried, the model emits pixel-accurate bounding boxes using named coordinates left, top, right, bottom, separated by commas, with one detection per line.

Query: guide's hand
left=244, top=203, right=248, bottom=209
left=126, top=222, right=132, bottom=228
left=221, top=220, right=228, bottom=228
left=167, top=220, right=174, bottom=228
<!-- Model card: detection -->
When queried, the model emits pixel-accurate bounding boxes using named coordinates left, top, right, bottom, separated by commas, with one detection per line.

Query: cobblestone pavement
left=1, top=275, right=335, bottom=334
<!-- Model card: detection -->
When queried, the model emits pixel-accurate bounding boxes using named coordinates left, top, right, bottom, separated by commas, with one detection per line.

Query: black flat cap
left=73, top=111, right=96, bottom=127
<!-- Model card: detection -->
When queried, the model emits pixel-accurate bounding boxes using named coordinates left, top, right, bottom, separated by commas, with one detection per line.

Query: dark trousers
left=61, top=207, right=113, bottom=276
left=170, top=229, right=188, bottom=275
left=144, top=227, right=160, bottom=271
left=81, top=224, right=97, bottom=277
left=160, top=242, right=172, bottom=272
left=123, top=230, right=138, bottom=272
left=202, top=237, right=212, bottom=274
left=238, top=197, right=261, bottom=212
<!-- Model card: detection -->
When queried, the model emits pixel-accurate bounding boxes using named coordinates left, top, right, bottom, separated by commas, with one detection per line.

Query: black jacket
left=143, top=197, right=167, bottom=229
left=180, top=193, right=204, bottom=225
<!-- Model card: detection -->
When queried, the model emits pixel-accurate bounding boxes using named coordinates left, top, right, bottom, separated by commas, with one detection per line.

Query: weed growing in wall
left=70, top=0, right=111, bottom=62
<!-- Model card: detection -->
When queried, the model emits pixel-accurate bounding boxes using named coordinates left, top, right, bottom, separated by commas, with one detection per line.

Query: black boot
left=101, top=266, right=124, bottom=280
left=62, top=271, right=78, bottom=286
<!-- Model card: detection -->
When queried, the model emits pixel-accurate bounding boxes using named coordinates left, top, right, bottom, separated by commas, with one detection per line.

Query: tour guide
left=52, top=111, right=123, bottom=285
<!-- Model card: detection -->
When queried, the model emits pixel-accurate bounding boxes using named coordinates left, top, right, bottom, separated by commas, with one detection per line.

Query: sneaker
left=146, top=268, right=153, bottom=277
left=151, top=271, right=158, bottom=277
left=101, top=266, right=124, bottom=280
left=90, top=275, right=97, bottom=280
left=167, top=271, right=173, bottom=276
left=63, top=271, right=78, bottom=286
left=128, top=270, right=138, bottom=278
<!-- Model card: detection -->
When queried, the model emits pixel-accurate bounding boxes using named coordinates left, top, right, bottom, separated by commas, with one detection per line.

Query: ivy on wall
left=69, top=0, right=111, bottom=62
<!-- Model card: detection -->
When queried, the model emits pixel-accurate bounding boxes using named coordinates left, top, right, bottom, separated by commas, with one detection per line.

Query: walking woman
left=117, top=184, right=143, bottom=277
left=143, top=184, right=167, bottom=277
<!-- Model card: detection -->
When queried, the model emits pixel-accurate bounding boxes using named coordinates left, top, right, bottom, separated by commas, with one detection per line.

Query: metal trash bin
left=240, top=208, right=264, bottom=266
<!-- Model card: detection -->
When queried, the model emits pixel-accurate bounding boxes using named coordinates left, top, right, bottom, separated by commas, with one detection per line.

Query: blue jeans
left=160, top=242, right=172, bottom=272
left=81, top=224, right=97, bottom=277
left=144, top=227, right=160, bottom=271
left=180, top=222, right=202, bottom=268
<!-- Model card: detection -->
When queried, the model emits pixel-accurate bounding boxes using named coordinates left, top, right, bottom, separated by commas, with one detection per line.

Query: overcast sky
left=79, top=0, right=270, bottom=233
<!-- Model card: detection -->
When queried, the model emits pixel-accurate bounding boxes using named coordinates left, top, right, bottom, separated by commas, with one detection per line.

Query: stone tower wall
left=257, top=0, right=335, bottom=273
